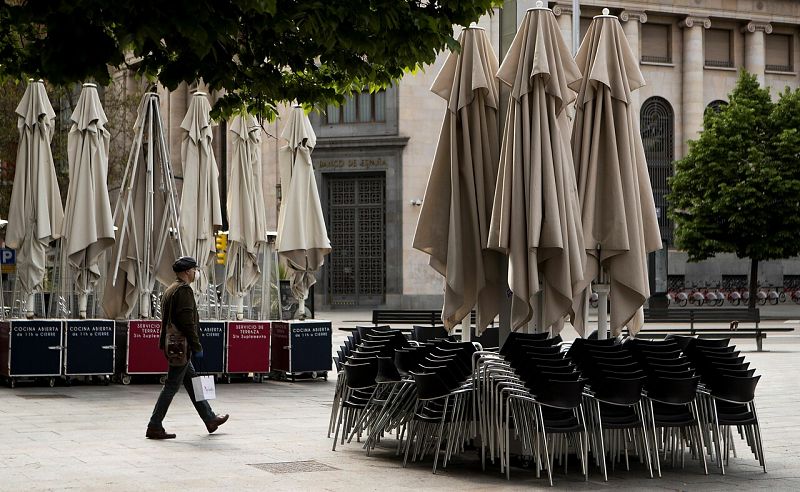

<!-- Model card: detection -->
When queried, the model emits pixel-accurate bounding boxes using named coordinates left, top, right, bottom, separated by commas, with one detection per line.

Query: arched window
left=640, top=96, right=675, bottom=243
left=705, top=99, right=728, bottom=115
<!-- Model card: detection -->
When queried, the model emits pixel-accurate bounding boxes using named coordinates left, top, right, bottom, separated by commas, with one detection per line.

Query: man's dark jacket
left=158, top=279, right=202, bottom=353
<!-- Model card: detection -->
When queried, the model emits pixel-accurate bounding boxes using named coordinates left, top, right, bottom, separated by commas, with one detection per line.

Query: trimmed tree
left=668, top=70, right=800, bottom=308
left=0, top=0, right=500, bottom=119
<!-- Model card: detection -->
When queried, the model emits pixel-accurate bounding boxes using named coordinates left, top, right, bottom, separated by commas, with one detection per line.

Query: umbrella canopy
left=225, top=113, right=267, bottom=298
left=62, top=83, right=115, bottom=299
left=179, top=92, right=223, bottom=296
left=487, top=6, right=587, bottom=333
left=569, top=12, right=662, bottom=337
left=413, top=26, right=502, bottom=334
left=5, top=80, right=64, bottom=301
left=103, top=92, right=181, bottom=319
left=276, top=106, right=331, bottom=306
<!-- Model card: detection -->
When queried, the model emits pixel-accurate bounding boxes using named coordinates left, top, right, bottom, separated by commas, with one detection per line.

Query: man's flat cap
left=172, top=256, right=198, bottom=272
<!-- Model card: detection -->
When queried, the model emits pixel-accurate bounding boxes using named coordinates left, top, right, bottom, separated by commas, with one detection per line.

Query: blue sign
left=0, top=248, right=14, bottom=265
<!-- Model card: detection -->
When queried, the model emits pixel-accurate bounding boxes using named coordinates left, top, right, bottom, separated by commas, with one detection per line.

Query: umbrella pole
left=596, top=284, right=610, bottom=339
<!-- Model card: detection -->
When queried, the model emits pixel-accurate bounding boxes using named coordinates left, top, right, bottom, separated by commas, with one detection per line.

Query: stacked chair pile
left=329, top=327, right=766, bottom=485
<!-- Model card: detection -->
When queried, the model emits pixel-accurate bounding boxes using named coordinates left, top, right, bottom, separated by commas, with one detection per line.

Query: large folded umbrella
left=276, top=105, right=331, bottom=315
left=413, top=26, right=502, bottom=334
left=179, top=92, right=223, bottom=298
left=5, top=80, right=64, bottom=317
left=488, top=6, right=587, bottom=333
left=569, top=11, right=662, bottom=337
left=62, top=83, right=115, bottom=318
left=103, top=92, right=182, bottom=319
left=225, top=113, right=268, bottom=317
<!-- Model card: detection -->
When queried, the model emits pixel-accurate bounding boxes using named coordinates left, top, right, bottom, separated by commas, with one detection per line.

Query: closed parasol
left=413, top=26, right=503, bottom=335
left=569, top=10, right=662, bottom=337
left=488, top=5, right=587, bottom=334
left=6, top=80, right=64, bottom=318
left=276, top=105, right=331, bottom=317
left=62, top=83, right=115, bottom=318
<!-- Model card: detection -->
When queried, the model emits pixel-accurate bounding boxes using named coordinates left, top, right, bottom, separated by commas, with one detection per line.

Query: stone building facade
left=151, top=0, right=800, bottom=309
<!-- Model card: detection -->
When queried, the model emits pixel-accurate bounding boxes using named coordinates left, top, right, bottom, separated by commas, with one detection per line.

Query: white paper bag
left=192, top=375, right=216, bottom=401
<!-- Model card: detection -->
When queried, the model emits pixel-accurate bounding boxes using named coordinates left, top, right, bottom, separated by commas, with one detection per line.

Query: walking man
left=146, top=256, right=229, bottom=439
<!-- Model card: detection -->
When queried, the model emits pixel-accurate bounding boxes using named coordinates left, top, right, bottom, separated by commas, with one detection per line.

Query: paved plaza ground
left=1, top=308, right=799, bottom=491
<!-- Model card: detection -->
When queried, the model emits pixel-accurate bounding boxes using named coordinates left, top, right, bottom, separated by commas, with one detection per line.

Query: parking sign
left=1, top=248, right=15, bottom=274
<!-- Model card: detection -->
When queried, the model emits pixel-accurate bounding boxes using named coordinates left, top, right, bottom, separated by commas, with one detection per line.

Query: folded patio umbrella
left=225, top=113, right=267, bottom=316
left=569, top=11, right=662, bottom=337
left=488, top=6, right=587, bottom=333
left=413, top=26, right=503, bottom=334
left=103, top=92, right=181, bottom=319
left=62, top=83, right=115, bottom=318
left=6, top=80, right=64, bottom=316
left=179, top=92, right=223, bottom=298
left=276, top=106, right=331, bottom=315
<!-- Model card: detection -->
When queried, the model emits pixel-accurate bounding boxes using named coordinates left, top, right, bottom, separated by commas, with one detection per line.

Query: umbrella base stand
left=139, top=293, right=151, bottom=319
left=235, top=297, right=245, bottom=320
left=25, top=294, right=36, bottom=319
left=78, top=294, right=89, bottom=319
left=595, top=283, right=610, bottom=339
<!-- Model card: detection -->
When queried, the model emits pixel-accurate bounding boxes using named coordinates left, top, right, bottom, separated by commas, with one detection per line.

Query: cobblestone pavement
left=0, top=310, right=798, bottom=491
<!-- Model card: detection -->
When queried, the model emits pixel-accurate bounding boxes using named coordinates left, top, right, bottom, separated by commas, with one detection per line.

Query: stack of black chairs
left=676, top=336, right=766, bottom=474
left=330, top=328, right=766, bottom=483
left=330, top=325, right=481, bottom=474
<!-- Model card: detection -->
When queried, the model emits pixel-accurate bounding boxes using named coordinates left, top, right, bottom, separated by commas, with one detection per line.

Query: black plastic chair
left=645, top=376, right=707, bottom=476
left=703, top=374, right=764, bottom=474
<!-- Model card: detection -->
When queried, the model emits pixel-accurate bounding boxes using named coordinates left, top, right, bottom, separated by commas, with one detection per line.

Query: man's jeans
left=149, top=360, right=215, bottom=429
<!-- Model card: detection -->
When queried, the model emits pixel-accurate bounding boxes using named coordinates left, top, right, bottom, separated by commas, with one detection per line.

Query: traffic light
left=215, top=231, right=228, bottom=265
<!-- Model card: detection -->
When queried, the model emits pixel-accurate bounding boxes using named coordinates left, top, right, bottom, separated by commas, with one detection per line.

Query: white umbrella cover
left=276, top=106, right=331, bottom=310
left=569, top=13, right=662, bottom=336
left=179, top=92, right=223, bottom=296
left=225, top=114, right=267, bottom=304
left=62, top=83, right=115, bottom=316
left=413, top=26, right=503, bottom=334
left=6, top=80, right=64, bottom=313
left=488, top=6, right=587, bottom=333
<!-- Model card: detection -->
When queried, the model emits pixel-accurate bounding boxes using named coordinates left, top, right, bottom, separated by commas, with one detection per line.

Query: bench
left=633, top=307, right=793, bottom=351
left=369, top=309, right=498, bottom=347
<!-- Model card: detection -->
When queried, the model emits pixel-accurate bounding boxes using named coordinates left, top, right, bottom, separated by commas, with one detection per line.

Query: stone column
left=620, top=11, right=647, bottom=112
left=552, top=4, right=573, bottom=51
left=679, top=16, right=711, bottom=155
left=742, top=21, right=772, bottom=86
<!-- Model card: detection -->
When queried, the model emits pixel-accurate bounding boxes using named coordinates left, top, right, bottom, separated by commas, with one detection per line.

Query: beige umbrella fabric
left=413, top=27, right=502, bottom=334
left=276, top=106, right=331, bottom=308
left=225, top=114, right=267, bottom=301
left=488, top=7, right=587, bottom=333
left=179, top=92, right=223, bottom=297
left=62, top=83, right=115, bottom=313
left=5, top=81, right=64, bottom=306
left=102, top=93, right=180, bottom=319
left=569, top=13, right=662, bottom=337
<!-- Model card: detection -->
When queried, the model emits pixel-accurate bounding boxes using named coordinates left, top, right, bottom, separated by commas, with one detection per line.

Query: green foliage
left=668, top=70, right=800, bottom=264
left=0, top=0, right=500, bottom=120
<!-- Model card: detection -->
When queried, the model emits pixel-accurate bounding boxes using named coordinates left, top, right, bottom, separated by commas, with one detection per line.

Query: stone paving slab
left=0, top=310, right=798, bottom=491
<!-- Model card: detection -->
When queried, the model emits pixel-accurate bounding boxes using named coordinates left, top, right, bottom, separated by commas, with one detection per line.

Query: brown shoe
left=146, top=427, right=176, bottom=439
left=205, top=414, right=229, bottom=434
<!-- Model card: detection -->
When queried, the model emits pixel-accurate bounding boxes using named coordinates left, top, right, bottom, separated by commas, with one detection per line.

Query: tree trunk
left=748, top=258, right=759, bottom=310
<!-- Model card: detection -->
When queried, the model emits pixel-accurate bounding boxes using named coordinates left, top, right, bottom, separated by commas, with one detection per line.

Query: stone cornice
left=620, top=10, right=647, bottom=24
left=679, top=16, right=711, bottom=29
left=552, top=4, right=572, bottom=16
left=315, top=135, right=410, bottom=150
left=741, top=21, right=773, bottom=34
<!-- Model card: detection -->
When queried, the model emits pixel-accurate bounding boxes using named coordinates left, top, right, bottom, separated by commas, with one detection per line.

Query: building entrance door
left=326, top=173, right=386, bottom=306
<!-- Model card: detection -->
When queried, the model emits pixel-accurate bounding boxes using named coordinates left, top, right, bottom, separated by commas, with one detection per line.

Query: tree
left=0, top=0, right=500, bottom=119
left=668, top=70, right=800, bottom=308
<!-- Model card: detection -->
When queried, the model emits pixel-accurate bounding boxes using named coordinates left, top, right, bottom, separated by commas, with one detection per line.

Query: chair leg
left=710, top=399, right=725, bottom=475
left=638, top=401, right=654, bottom=478
left=648, top=399, right=662, bottom=478
left=432, top=395, right=449, bottom=475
